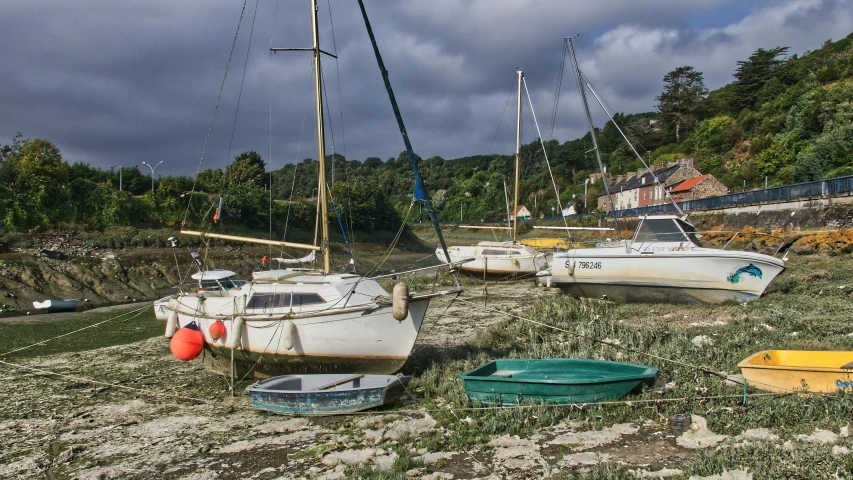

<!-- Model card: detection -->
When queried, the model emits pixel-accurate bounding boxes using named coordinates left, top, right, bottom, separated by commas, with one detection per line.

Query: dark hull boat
left=459, top=359, right=657, bottom=406
left=246, top=374, right=409, bottom=415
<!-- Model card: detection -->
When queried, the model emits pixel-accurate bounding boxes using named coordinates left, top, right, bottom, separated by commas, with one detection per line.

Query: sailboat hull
left=549, top=248, right=785, bottom=304
left=173, top=297, right=431, bottom=378
left=436, top=244, right=550, bottom=278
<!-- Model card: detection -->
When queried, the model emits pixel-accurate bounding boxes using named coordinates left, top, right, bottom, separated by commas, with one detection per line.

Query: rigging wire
left=549, top=38, right=569, bottom=140
left=220, top=0, right=261, bottom=192
left=181, top=0, right=249, bottom=228
left=523, top=78, right=572, bottom=236
left=581, top=73, right=684, bottom=216
left=486, top=78, right=517, bottom=155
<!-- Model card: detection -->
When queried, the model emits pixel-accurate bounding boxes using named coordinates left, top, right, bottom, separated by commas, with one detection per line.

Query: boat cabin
left=475, top=241, right=536, bottom=257
left=631, top=215, right=703, bottom=248
left=191, top=270, right=245, bottom=291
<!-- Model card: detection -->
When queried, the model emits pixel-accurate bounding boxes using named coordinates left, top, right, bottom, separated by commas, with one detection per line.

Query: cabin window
left=482, top=249, right=509, bottom=256
left=220, top=276, right=245, bottom=289
left=676, top=219, right=703, bottom=246
left=200, top=279, right=220, bottom=289
left=248, top=292, right=326, bottom=310
left=634, top=219, right=687, bottom=243
left=248, top=293, right=289, bottom=310
left=291, top=293, right=325, bottom=305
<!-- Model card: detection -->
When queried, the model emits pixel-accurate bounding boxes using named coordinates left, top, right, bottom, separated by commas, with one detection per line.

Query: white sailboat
left=538, top=38, right=786, bottom=303
left=435, top=70, right=550, bottom=278
left=165, top=0, right=461, bottom=378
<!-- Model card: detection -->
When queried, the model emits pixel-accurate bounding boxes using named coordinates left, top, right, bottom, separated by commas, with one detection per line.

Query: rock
left=691, top=335, right=713, bottom=347
left=421, top=473, right=454, bottom=480
left=687, top=469, right=752, bottom=480
left=383, top=413, right=437, bottom=440
left=676, top=415, right=728, bottom=449
left=632, top=468, right=685, bottom=478
left=797, top=429, right=838, bottom=445
left=549, top=423, right=638, bottom=450
left=735, top=428, right=779, bottom=442
left=321, top=448, right=376, bottom=467
left=373, top=452, right=398, bottom=470
left=841, top=425, right=850, bottom=438
left=559, top=452, right=609, bottom=467
left=414, top=451, right=456, bottom=465
left=832, top=445, right=850, bottom=455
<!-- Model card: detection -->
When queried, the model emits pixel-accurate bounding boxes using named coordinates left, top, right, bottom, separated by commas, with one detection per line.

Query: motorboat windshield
left=632, top=216, right=703, bottom=246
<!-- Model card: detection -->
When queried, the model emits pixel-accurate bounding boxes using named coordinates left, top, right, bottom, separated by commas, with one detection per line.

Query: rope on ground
left=451, top=296, right=816, bottom=395
left=0, top=304, right=151, bottom=357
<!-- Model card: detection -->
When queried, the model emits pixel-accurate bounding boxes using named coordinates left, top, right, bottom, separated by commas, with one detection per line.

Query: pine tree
left=655, top=66, right=709, bottom=142
left=732, top=46, right=789, bottom=112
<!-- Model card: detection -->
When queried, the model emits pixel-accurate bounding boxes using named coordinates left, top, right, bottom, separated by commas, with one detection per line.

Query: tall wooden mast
left=513, top=70, right=523, bottom=243
left=311, top=0, right=331, bottom=273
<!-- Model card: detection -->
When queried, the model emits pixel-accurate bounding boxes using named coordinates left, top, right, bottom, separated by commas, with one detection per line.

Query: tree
left=732, top=47, right=789, bottom=112
left=655, top=66, right=709, bottom=142
left=225, top=151, right=266, bottom=187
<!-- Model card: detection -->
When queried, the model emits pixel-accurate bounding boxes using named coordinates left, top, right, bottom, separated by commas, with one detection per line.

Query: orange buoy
left=170, top=323, right=204, bottom=361
left=209, top=320, right=226, bottom=341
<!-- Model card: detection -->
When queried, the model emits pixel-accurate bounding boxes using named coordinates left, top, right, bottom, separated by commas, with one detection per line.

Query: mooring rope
left=452, top=296, right=813, bottom=395
left=0, top=304, right=150, bottom=358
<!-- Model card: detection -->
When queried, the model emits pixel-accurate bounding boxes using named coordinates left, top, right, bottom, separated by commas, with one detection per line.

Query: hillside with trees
left=1, top=33, right=852, bottom=237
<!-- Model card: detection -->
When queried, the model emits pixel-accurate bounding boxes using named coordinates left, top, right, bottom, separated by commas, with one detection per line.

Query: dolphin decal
left=727, top=263, right=763, bottom=284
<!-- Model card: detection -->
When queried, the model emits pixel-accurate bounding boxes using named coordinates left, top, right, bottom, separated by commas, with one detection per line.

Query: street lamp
left=111, top=165, right=123, bottom=191
left=141, top=160, right=164, bottom=194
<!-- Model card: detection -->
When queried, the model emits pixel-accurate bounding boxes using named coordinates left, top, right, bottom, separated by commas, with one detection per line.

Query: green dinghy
left=459, top=358, right=657, bottom=406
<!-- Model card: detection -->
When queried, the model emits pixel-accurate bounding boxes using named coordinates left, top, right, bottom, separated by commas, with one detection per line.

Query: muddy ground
left=2, top=280, right=847, bottom=480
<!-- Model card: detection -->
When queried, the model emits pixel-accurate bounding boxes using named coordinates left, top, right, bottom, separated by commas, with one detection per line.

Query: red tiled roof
left=669, top=174, right=709, bottom=193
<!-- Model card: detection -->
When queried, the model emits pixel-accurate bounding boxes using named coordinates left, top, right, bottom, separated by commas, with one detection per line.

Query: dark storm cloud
left=0, top=0, right=851, bottom=177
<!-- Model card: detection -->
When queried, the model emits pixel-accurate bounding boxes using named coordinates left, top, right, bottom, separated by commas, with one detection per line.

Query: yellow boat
left=738, top=350, right=853, bottom=393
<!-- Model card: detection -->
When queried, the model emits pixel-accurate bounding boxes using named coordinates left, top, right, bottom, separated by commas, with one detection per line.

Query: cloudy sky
left=1, top=0, right=851, bottom=177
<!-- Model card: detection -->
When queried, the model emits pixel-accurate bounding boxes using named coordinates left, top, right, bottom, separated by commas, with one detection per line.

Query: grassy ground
left=3, top=253, right=853, bottom=478
left=367, top=252, right=853, bottom=478
left=0, top=304, right=161, bottom=360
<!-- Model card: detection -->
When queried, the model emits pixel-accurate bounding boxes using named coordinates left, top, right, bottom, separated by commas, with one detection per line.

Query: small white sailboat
left=165, top=0, right=462, bottom=378
left=538, top=38, right=785, bottom=303
left=435, top=70, right=551, bottom=278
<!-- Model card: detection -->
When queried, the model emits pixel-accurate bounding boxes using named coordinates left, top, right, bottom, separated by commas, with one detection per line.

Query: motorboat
left=540, top=215, right=786, bottom=303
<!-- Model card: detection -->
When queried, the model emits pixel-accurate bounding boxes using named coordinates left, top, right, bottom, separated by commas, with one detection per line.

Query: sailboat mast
left=566, top=37, right=621, bottom=239
left=311, top=0, right=331, bottom=273
left=513, top=70, right=523, bottom=244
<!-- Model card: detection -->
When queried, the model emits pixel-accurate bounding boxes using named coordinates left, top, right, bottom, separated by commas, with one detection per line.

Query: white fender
left=165, top=311, right=178, bottom=338
left=230, top=316, right=245, bottom=350
left=280, top=319, right=295, bottom=351
left=392, top=283, right=409, bottom=321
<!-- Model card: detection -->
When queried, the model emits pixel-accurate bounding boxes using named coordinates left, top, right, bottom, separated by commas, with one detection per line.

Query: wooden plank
left=180, top=230, right=321, bottom=251
left=315, top=374, right=364, bottom=390
left=533, top=226, right=614, bottom=231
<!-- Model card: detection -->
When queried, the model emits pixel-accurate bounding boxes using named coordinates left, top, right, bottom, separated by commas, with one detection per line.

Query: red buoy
left=209, top=320, right=226, bottom=341
left=170, top=323, right=204, bottom=361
